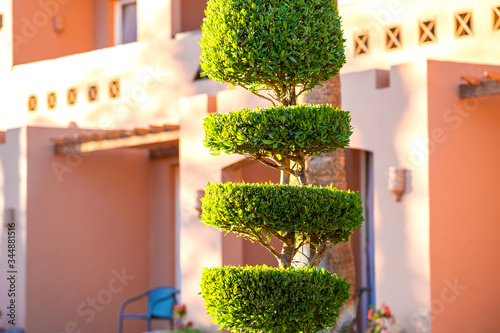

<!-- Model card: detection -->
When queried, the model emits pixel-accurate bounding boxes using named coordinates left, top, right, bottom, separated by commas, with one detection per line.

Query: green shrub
left=201, top=182, right=363, bottom=245
left=200, top=265, right=350, bottom=333
left=200, top=0, right=346, bottom=105
left=203, top=104, right=352, bottom=158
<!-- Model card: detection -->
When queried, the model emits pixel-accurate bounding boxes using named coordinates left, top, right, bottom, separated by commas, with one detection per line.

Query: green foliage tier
left=200, top=0, right=346, bottom=97
left=201, top=182, right=363, bottom=245
left=200, top=265, right=350, bottom=333
left=203, top=104, right=352, bottom=159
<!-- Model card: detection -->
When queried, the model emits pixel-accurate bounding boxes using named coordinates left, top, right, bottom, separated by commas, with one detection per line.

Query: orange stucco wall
left=25, top=126, right=152, bottom=333
left=13, top=0, right=94, bottom=65
left=428, top=61, right=500, bottom=332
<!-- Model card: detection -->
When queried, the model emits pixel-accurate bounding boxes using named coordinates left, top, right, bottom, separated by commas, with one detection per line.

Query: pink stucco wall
left=342, top=62, right=431, bottom=329
left=180, top=0, right=206, bottom=34
left=150, top=158, right=178, bottom=289
left=25, top=126, right=152, bottom=333
left=221, top=160, right=281, bottom=268
left=428, top=61, right=500, bottom=333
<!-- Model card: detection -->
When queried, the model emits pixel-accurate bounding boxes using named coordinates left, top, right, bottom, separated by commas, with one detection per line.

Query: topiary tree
left=200, top=0, right=346, bottom=107
left=198, top=0, right=363, bottom=331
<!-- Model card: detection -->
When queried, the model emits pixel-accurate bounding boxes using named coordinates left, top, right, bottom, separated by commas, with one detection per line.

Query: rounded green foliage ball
left=203, top=104, right=352, bottom=159
left=201, top=182, right=364, bottom=245
left=200, top=265, right=350, bottom=333
left=200, top=0, right=346, bottom=95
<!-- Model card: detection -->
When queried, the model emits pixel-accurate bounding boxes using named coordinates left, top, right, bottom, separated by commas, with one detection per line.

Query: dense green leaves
left=200, top=0, right=346, bottom=103
left=200, top=265, right=350, bottom=333
left=199, top=1, right=359, bottom=331
left=201, top=182, right=363, bottom=245
left=203, top=104, right=352, bottom=159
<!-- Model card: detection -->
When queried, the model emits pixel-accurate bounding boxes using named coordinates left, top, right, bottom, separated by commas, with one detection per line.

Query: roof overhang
left=51, top=125, right=179, bottom=158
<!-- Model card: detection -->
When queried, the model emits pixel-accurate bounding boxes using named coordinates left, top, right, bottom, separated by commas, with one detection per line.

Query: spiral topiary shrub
left=200, top=266, right=350, bottom=333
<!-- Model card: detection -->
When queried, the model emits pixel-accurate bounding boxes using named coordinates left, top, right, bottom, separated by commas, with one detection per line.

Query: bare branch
left=253, top=92, right=277, bottom=106
left=248, top=227, right=280, bottom=258
left=295, top=239, right=306, bottom=253
left=296, top=86, right=309, bottom=100
left=251, top=154, right=296, bottom=176
left=237, top=84, right=277, bottom=106
left=270, top=229, right=289, bottom=243
left=309, top=240, right=328, bottom=267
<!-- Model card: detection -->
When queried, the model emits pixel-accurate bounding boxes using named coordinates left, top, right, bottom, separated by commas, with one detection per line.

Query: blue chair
left=118, top=286, right=180, bottom=333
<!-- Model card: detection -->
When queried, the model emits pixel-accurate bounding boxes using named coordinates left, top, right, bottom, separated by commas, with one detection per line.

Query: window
left=28, top=95, right=37, bottom=112
left=67, top=88, right=77, bottom=106
left=47, top=92, right=57, bottom=110
left=455, top=11, right=473, bottom=37
left=354, top=30, right=369, bottom=55
left=493, top=6, right=500, bottom=31
left=109, top=80, right=120, bottom=98
left=418, top=18, right=437, bottom=44
left=88, top=85, right=98, bottom=102
left=115, top=0, right=137, bottom=45
left=385, top=25, right=402, bottom=50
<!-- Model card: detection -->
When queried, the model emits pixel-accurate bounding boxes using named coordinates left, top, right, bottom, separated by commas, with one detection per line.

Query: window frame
left=114, top=0, right=138, bottom=45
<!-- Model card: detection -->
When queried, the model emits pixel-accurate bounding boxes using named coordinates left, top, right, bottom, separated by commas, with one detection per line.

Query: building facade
left=0, top=0, right=499, bottom=332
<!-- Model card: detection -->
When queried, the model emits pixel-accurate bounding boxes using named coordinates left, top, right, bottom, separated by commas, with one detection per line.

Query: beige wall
left=179, top=94, right=229, bottom=331
left=342, top=61, right=431, bottom=330
left=428, top=61, right=500, bottom=333
left=340, top=0, right=500, bottom=75
left=25, top=126, right=152, bottom=333
left=0, top=128, right=28, bottom=329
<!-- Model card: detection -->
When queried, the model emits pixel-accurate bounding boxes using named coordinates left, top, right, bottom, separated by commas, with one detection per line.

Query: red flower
left=187, top=320, right=194, bottom=327
left=381, top=304, right=391, bottom=318
left=174, top=304, right=187, bottom=317
left=367, top=308, right=374, bottom=320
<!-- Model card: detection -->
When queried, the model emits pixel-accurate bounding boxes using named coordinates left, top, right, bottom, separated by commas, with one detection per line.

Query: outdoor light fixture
left=52, top=15, right=64, bottom=32
left=388, top=167, right=406, bottom=202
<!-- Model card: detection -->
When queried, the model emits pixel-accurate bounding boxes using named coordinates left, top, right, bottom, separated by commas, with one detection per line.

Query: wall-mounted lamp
left=195, top=189, right=205, bottom=217
left=52, top=15, right=64, bottom=32
left=388, top=167, right=406, bottom=202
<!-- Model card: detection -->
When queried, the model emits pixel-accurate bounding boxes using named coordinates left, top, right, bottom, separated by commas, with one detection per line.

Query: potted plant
left=199, top=0, right=363, bottom=331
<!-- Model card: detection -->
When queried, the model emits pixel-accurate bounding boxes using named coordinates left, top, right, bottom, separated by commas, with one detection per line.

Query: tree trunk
left=299, top=75, right=357, bottom=333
